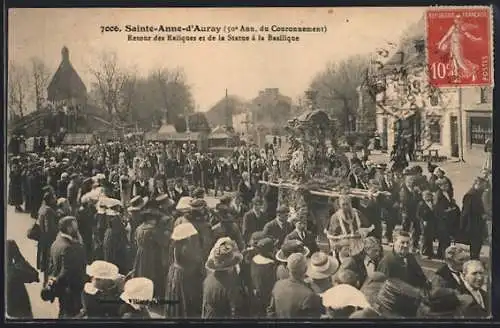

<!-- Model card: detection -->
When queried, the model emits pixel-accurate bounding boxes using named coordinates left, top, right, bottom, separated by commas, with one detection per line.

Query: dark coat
left=399, top=185, right=420, bottom=222
left=431, top=264, right=466, bottom=292
left=434, top=190, right=460, bottom=238
left=242, top=209, right=267, bottom=246
left=81, top=282, right=123, bottom=318
left=49, top=233, right=87, bottom=292
left=284, top=230, right=319, bottom=256
left=6, top=240, right=39, bottom=319
left=376, top=251, right=428, bottom=290
left=103, top=217, right=130, bottom=274
left=238, top=181, right=256, bottom=205
left=67, top=182, right=79, bottom=211
left=460, top=287, right=490, bottom=318
left=263, top=219, right=294, bottom=248
left=459, top=188, right=486, bottom=244
left=120, top=304, right=151, bottom=319
left=202, top=270, right=246, bottom=319
left=212, top=222, right=245, bottom=252
left=133, top=222, right=166, bottom=297
left=267, top=278, right=323, bottom=318
left=37, top=203, right=59, bottom=272
left=8, top=168, right=24, bottom=206
left=340, top=252, right=371, bottom=286
left=250, top=254, right=277, bottom=316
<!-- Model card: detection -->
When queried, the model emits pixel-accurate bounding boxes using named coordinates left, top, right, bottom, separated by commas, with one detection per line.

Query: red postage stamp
left=426, top=7, right=492, bottom=87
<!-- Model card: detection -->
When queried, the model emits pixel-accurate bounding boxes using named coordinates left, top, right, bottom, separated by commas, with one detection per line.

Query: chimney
left=62, top=46, right=69, bottom=62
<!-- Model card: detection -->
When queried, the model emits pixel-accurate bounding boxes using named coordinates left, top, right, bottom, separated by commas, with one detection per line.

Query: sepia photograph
left=5, top=6, right=493, bottom=320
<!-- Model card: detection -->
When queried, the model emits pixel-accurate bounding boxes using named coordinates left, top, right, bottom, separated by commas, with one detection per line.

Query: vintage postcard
left=6, top=6, right=493, bottom=320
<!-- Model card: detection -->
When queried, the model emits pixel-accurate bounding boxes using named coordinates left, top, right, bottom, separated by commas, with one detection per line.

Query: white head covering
left=321, top=284, right=370, bottom=309
left=171, top=222, right=198, bottom=241
left=120, top=278, right=154, bottom=310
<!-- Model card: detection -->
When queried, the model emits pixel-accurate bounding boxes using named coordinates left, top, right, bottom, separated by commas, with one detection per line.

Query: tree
left=89, top=51, right=135, bottom=119
left=8, top=62, right=30, bottom=120
left=30, top=57, right=51, bottom=110
left=150, top=67, right=194, bottom=123
left=309, top=55, right=370, bottom=133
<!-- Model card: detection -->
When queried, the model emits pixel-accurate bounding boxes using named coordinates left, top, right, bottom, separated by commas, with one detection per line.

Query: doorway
left=450, top=116, right=459, bottom=157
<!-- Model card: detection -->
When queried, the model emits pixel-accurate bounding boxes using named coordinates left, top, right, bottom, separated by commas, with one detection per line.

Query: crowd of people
left=6, top=137, right=492, bottom=319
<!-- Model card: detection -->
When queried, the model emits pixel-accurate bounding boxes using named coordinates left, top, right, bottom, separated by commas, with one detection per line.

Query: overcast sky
left=9, top=7, right=425, bottom=111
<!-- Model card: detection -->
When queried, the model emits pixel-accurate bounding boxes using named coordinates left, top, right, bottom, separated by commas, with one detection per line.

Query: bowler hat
left=255, top=237, right=275, bottom=255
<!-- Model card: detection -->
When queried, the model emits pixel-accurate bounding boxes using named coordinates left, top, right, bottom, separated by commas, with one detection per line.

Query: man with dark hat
left=242, top=197, right=266, bottom=246
left=399, top=175, right=421, bottom=250
left=212, top=204, right=245, bottom=252
left=37, top=191, right=59, bottom=286
left=48, top=216, right=87, bottom=318
left=249, top=237, right=277, bottom=316
left=460, top=177, right=487, bottom=260
left=175, top=198, right=214, bottom=262
left=267, top=253, right=322, bottom=318
left=275, top=240, right=310, bottom=280
left=263, top=205, right=294, bottom=248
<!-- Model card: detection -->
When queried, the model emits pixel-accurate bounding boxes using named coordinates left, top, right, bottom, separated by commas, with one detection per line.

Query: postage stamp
left=426, top=6, right=493, bottom=87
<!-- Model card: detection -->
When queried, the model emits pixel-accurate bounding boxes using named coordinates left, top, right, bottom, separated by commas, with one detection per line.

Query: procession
left=6, top=6, right=493, bottom=321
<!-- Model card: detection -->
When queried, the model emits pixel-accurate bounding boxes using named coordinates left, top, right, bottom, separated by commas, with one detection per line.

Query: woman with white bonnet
left=120, top=277, right=154, bottom=318
left=81, top=260, right=124, bottom=318
left=164, top=222, right=199, bottom=318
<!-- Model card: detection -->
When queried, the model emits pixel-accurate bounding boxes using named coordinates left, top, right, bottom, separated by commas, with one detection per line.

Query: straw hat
left=205, top=238, right=243, bottom=271
left=321, top=284, right=371, bottom=309
left=276, top=240, right=310, bottom=263
left=171, top=222, right=198, bottom=241
left=120, top=277, right=154, bottom=310
left=86, top=260, right=120, bottom=280
left=306, top=252, right=339, bottom=280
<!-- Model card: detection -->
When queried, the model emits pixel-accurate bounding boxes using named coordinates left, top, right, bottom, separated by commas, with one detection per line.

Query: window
left=480, top=87, right=488, bottom=103
left=428, top=116, right=441, bottom=143
left=470, top=117, right=492, bottom=145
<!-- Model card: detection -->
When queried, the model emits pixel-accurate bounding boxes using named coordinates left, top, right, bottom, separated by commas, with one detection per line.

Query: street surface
left=6, top=152, right=490, bottom=319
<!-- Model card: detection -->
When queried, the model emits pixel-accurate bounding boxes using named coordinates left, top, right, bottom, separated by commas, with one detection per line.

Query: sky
left=8, top=7, right=425, bottom=111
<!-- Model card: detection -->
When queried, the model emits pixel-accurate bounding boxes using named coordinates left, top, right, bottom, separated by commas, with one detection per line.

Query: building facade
left=375, top=84, right=492, bottom=159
